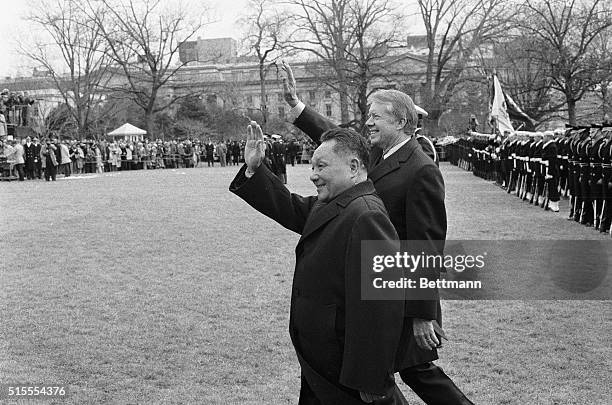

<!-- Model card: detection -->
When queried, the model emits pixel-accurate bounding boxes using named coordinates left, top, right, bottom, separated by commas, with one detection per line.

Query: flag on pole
left=504, top=92, right=536, bottom=130
left=491, top=74, right=514, bottom=134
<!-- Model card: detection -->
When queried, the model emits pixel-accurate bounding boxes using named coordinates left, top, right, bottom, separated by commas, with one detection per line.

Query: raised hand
left=244, top=121, right=266, bottom=173
left=280, top=60, right=300, bottom=108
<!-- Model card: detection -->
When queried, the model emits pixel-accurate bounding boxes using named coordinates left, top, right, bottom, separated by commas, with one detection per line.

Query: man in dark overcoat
left=23, top=136, right=36, bottom=180
left=280, top=62, right=473, bottom=405
left=230, top=123, right=408, bottom=404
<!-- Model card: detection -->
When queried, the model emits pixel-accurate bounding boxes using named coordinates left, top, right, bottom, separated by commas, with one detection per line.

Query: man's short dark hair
left=320, top=127, right=370, bottom=168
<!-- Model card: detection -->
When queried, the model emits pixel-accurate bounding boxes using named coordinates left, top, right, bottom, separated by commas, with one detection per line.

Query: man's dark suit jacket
left=230, top=164, right=408, bottom=404
left=293, top=105, right=446, bottom=368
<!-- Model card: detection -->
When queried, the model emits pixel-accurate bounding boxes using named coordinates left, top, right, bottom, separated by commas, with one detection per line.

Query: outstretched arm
left=229, top=122, right=317, bottom=234
left=280, top=61, right=337, bottom=145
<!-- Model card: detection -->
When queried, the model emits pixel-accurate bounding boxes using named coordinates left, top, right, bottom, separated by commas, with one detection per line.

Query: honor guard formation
left=446, top=124, right=612, bottom=236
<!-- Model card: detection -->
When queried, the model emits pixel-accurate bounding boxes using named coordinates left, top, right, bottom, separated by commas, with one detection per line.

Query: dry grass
left=0, top=163, right=610, bottom=404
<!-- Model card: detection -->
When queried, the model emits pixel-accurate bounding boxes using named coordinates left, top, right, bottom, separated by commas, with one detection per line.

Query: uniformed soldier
left=530, top=133, right=545, bottom=205
left=599, top=128, right=612, bottom=233
left=541, top=131, right=560, bottom=212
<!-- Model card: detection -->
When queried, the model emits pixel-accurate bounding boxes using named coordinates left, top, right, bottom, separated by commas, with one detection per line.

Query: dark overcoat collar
left=297, top=180, right=377, bottom=245
left=368, top=137, right=420, bottom=183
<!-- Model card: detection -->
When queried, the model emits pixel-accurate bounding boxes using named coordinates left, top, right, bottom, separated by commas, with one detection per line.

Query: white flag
left=491, top=75, right=514, bottom=134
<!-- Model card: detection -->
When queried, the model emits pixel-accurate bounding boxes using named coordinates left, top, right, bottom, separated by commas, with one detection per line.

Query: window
left=324, top=90, right=331, bottom=99
left=278, top=107, right=285, bottom=118
left=247, top=95, right=253, bottom=104
left=309, top=90, right=316, bottom=100
left=277, top=93, right=283, bottom=102
left=325, top=104, right=332, bottom=117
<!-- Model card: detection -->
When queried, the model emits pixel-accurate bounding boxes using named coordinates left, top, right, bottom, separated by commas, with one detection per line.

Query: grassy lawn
left=0, top=163, right=610, bottom=404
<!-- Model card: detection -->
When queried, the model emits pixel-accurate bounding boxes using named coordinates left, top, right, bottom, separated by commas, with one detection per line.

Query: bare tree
left=19, top=0, right=115, bottom=138
left=83, top=0, right=208, bottom=136
left=517, top=0, right=612, bottom=125
left=589, top=27, right=612, bottom=121
left=240, top=0, right=292, bottom=130
left=347, top=0, right=402, bottom=130
left=288, top=0, right=399, bottom=128
left=489, top=37, right=563, bottom=126
left=417, top=0, right=516, bottom=136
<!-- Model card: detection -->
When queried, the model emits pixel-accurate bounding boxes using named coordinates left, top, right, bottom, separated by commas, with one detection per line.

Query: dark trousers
left=25, top=163, right=35, bottom=179
left=579, top=165, right=593, bottom=223
left=14, top=163, right=25, bottom=181
left=400, top=362, right=474, bottom=405
left=45, top=165, right=57, bottom=181
left=547, top=176, right=560, bottom=202
left=601, top=167, right=612, bottom=231
left=35, top=161, right=42, bottom=178
left=298, top=374, right=408, bottom=405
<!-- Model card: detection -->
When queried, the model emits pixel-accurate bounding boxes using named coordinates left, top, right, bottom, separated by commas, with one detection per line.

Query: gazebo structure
left=107, top=123, right=147, bottom=143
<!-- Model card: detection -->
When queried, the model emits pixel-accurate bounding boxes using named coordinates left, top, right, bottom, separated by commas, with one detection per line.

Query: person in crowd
left=24, top=136, right=37, bottom=180
left=217, top=140, right=227, bottom=167
left=271, top=135, right=287, bottom=184
left=231, top=139, right=241, bottom=165
left=108, top=141, right=118, bottom=172
left=85, top=142, right=96, bottom=173
left=76, top=143, right=85, bottom=174
left=281, top=61, right=473, bottom=405
left=287, top=139, right=298, bottom=166
left=69, top=141, right=78, bottom=174
left=231, top=122, right=408, bottom=404
left=41, top=136, right=59, bottom=181
left=6, top=139, right=25, bottom=181
left=192, top=140, right=200, bottom=167
left=0, top=111, right=6, bottom=138
left=98, top=138, right=108, bottom=169
left=185, top=140, right=195, bottom=168
left=95, top=143, right=104, bottom=174
left=300, top=140, right=312, bottom=164
left=32, top=137, right=42, bottom=178
left=169, top=140, right=178, bottom=168
left=205, top=139, right=215, bottom=167
left=21, top=92, right=36, bottom=126
left=119, top=141, right=127, bottom=171
left=125, top=141, right=133, bottom=171
left=60, top=139, right=72, bottom=177
left=226, top=140, right=232, bottom=166
left=177, top=140, right=185, bottom=168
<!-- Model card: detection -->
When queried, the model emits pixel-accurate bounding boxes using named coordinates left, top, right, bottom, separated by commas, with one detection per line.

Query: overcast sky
left=0, top=0, right=248, bottom=78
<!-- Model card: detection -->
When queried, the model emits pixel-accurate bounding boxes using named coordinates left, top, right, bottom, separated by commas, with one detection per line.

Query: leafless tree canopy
left=20, top=0, right=116, bottom=137
left=82, top=0, right=208, bottom=135
left=513, top=0, right=612, bottom=124
left=417, top=0, right=517, bottom=134
left=15, top=0, right=612, bottom=138
left=287, top=0, right=400, bottom=128
left=240, top=0, right=293, bottom=129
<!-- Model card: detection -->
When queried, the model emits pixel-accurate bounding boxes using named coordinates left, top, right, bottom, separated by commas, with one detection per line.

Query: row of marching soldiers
left=455, top=126, right=612, bottom=235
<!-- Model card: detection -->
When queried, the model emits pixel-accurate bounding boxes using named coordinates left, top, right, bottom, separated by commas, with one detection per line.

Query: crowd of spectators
left=0, top=135, right=317, bottom=182
left=0, top=89, right=37, bottom=136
